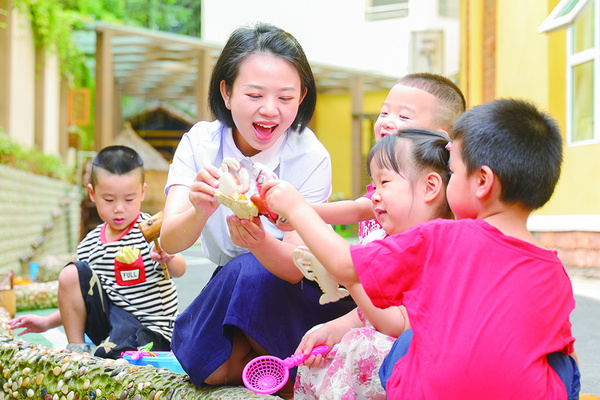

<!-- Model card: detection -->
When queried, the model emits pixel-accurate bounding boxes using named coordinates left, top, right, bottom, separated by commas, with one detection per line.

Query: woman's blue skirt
left=171, top=252, right=356, bottom=386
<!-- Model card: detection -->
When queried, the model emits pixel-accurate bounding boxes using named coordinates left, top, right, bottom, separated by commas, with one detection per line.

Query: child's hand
left=227, top=215, right=266, bottom=250
left=295, top=324, right=341, bottom=368
left=8, top=314, right=51, bottom=335
left=261, top=180, right=307, bottom=221
left=275, top=218, right=295, bottom=232
left=189, top=165, right=221, bottom=216
left=150, top=245, right=175, bottom=265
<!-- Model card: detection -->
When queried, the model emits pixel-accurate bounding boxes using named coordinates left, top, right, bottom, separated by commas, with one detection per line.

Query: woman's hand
left=227, top=215, right=267, bottom=250
left=189, top=165, right=222, bottom=217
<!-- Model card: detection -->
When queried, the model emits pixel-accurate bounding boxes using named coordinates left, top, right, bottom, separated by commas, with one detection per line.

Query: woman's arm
left=166, top=253, right=187, bottom=278
left=161, top=165, right=222, bottom=254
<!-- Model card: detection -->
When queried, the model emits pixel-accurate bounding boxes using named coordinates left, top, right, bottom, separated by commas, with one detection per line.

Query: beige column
left=59, top=77, right=68, bottom=158
left=34, top=47, right=46, bottom=150
left=113, top=85, right=121, bottom=136
left=94, top=29, right=114, bottom=151
left=195, top=49, right=213, bottom=121
left=0, top=0, right=10, bottom=134
left=350, top=76, right=364, bottom=200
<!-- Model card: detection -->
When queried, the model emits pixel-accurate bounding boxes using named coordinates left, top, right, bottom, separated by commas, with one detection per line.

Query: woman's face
left=221, top=53, right=306, bottom=157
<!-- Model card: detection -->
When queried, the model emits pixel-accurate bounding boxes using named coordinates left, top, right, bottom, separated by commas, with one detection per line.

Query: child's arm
left=8, top=310, right=62, bottom=335
left=346, top=283, right=408, bottom=338
left=276, top=197, right=374, bottom=232
left=263, top=180, right=359, bottom=285
left=151, top=246, right=187, bottom=278
left=161, top=165, right=222, bottom=254
left=312, top=197, right=375, bottom=225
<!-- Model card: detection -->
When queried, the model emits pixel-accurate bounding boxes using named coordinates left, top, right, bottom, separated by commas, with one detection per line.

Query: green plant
left=0, top=132, right=76, bottom=183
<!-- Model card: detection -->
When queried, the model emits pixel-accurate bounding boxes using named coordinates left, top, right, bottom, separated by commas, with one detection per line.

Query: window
left=439, top=0, right=459, bottom=18
left=365, top=0, right=409, bottom=20
left=539, top=0, right=598, bottom=145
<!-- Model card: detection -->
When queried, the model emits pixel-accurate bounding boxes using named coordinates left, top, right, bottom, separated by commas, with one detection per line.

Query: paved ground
left=568, top=276, right=600, bottom=395
left=14, top=243, right=600, bottom=395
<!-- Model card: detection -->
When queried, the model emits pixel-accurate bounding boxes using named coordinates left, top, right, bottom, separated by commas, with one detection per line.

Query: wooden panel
left=482, top=0, right=496, bottom=102
left=351, top=77, right=364, bottom=200
left=94, top=29, right=115, bottom=151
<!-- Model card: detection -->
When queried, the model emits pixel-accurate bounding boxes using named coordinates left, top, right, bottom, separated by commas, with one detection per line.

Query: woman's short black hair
left=208, top=22, right=316, bottom=133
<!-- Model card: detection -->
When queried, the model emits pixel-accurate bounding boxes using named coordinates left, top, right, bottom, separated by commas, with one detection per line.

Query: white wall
left=201, top=0, right=459, bottom=79
left=42, top=54, right=61, bottom=154
left=7, top=9, right=62, bottom=155
left=10, top=9, right=35, bottom=147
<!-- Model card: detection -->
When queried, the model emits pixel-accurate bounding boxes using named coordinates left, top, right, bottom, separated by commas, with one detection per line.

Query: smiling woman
left=159, top=22, right=356, bottom=394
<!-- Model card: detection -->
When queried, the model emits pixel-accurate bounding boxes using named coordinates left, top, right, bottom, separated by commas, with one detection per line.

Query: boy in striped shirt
left=10, top=146, right=186, bottom=358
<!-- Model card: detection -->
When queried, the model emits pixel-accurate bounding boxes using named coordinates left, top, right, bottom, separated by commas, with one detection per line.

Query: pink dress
left=294, top=309, right=396, bottom=400
left=294, top=187, right=394, bottom=400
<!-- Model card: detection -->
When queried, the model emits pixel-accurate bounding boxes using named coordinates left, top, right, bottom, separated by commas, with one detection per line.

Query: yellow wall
left=462, top=0, right=600, bottom=217
left=461, top=0, right=484, bottom=107
left=314, top=90, right=389, bottom=199
left=535, top=1, right=600, bottom=216
left=550, top=144, right=600, bottom=214
left=496, top=0, right=549, bottom=102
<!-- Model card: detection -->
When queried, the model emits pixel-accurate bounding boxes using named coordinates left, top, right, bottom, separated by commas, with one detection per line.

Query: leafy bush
left=0, top=131, right=75, bottom=183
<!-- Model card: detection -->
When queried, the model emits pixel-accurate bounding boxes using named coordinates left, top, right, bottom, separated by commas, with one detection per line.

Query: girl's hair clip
left=445, top=141, right=453, bottom=151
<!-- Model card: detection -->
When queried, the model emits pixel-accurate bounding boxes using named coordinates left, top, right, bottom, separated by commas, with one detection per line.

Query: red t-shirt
left=351, top=218, right=575, bottom=400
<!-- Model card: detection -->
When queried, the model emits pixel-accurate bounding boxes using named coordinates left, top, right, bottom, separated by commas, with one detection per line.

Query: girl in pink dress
left=294, top=129, right=453, bottom=400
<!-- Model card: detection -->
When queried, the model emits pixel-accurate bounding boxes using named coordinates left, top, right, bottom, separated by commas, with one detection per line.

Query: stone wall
left=0, top=165, right=81, bottom=276
left=534, top=231, right=600, bottom=278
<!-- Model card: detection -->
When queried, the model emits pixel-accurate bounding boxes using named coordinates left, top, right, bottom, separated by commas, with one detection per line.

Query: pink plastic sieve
left=242, top=345, right=329, bottom=395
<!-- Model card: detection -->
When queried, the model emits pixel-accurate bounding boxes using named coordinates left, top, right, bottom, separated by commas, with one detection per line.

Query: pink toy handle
left=122, top=350, right=154, bottom=360
left=281, top=345, right=329, bottom=368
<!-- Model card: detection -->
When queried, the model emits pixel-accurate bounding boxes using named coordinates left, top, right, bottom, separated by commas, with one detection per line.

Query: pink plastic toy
left=242, top=345, right=329, bottom=395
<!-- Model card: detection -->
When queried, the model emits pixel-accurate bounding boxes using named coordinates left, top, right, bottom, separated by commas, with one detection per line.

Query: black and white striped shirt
left=77, top=212, right=178, bottom=340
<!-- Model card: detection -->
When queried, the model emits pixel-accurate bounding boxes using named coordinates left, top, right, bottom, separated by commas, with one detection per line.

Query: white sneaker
left=66, top=343, right=96, bottom=355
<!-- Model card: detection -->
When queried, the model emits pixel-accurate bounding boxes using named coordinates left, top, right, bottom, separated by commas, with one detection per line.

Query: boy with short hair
left=264, top=98, right=579, bottom=399
left=283, top=72, right=466, bottom=229
left=10, top=146, right=186, bottom=358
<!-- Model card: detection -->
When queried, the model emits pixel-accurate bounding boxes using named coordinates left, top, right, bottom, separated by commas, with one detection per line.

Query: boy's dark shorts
left=73, top=261, right=170, bottom=359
